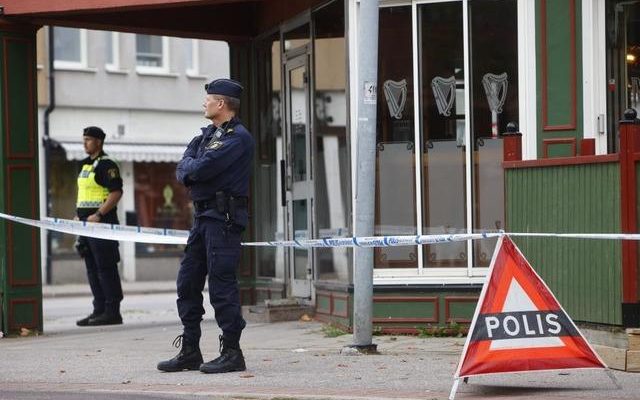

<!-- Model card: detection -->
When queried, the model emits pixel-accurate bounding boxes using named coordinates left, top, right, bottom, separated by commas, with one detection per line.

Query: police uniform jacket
left=76, top=151, right=123, bottom=224
left=176, top=117, right=255, bottom=227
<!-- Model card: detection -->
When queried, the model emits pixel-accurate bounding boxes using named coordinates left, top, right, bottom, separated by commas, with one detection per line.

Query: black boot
left=76, top=312, right=102, bottom=327
left=86, top=312, right=123, bottom=326
left=200, top=335, right=246, bottom=374
left=157, top=335, right=203, bottom=372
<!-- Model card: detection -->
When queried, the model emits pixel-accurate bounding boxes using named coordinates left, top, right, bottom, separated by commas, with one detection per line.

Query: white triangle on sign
left=501, top=279, right=537, bottom=312
left=490, top=278, right=563, bottom=350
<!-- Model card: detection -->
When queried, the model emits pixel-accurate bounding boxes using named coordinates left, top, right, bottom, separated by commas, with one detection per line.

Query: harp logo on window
left=383, top=79, right=407, bottom=120
left=431, top=76, right=456, bottom=117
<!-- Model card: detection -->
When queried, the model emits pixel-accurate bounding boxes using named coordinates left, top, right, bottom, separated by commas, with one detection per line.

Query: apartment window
left=136, top=34, right=169, bottom=72
left=105, top=32, right=121, bottom=71
left=186, top=39, right=199, bottom=76
left=53, top=27, right=88, bottom=69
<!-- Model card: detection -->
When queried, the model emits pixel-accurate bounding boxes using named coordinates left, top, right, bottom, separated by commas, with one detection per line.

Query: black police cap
left=205, top=78, right=243, bottom=99
left=83, top=126, right=106, bottom=141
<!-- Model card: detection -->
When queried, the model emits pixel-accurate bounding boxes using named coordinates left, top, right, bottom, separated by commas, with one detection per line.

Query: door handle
left=280, top=159, right=286, bottom=207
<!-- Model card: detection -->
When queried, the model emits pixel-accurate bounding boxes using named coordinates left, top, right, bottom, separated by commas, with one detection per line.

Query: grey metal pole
left=351, top=0, right=379, bottom=352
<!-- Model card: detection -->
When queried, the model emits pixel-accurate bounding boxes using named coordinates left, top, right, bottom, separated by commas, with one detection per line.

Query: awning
left=57, top=142, right=185, bottom=163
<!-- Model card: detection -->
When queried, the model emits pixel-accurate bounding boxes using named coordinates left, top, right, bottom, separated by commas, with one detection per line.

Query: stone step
left=628, top=328, right=640, bottom=351
left=242, top=298, right=314, bottom=324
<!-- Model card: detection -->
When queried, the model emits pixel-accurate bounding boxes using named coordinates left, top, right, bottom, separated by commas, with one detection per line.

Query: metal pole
left=43, top=26, right=56, bottom=285
left=351, top=0, right=379, bottom=352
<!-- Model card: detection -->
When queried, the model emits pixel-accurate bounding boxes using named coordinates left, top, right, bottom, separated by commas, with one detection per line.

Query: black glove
left=74, top=237, right=90, bottom=258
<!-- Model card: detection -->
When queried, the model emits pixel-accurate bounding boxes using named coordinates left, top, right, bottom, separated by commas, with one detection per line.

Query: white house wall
left=49, top=107, right=205, bottom=145
left=53, top=30, right=229, bottom=112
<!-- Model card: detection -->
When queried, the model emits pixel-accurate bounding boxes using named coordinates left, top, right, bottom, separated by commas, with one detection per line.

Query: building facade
left=0, top=0, right=639, bottom=342
left=36, top=27, right=230, bottom=284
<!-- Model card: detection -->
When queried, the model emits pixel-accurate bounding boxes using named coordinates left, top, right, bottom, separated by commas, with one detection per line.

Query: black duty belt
left=193, top=196, right=248, bottom=213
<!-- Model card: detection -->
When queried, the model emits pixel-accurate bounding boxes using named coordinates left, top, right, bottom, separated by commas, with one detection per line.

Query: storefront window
left=373, top=0, right=518, bottom=273
left=470, top=0, right=517, bottom=267
left=375, top=5, right=418, bottom=269
left=134, top=162, right=190, bottom=255
left=254, top=32, right=283, bottom=278
left=420, top=1, right=466, bottom=268
left=313, top=0, right=351, bottom=281
left=49, top=147, right=79, bottom=255
left=606, top=0, right=640, bottom=152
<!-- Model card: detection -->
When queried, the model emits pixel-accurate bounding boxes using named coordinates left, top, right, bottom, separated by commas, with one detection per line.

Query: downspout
left=43, top=26, right=55, bottom=285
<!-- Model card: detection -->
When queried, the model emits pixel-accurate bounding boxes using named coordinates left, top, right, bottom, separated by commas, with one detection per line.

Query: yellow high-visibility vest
left=77, top=156, right=110, bottom=208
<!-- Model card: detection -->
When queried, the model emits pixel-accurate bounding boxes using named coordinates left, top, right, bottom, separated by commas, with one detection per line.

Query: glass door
left=418, top=0, right=469, bottom=270
left=284, top=49, right=313, bottom=298
left=606, top=0, right=640, bottom=152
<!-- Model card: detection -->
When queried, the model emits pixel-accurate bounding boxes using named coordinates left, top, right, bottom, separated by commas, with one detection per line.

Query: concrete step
left=586, top=327, right=640, bottom=372
left=243, top=298, right=314, bottom=323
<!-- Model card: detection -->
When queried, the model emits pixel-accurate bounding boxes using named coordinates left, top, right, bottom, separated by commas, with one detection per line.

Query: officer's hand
left=87, top=213, right=101, bottom=223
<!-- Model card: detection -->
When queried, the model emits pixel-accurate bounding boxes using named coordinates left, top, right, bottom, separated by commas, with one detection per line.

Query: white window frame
left=518, top=0, right=538, bottom=160
left=351, top=0, right=523, bottom=284
left=186, top=39, right=200, bottom=76
left=53, top=28, right=89, bottom=70
left=135, top=35, right=171, bottom=75
left=105, top=32, right=121, bottom=72
left=582, top=0, right=607, bottom=155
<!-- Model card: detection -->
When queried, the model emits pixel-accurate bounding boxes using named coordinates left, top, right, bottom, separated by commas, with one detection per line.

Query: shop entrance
left=283, top=46, right=313, bottom=299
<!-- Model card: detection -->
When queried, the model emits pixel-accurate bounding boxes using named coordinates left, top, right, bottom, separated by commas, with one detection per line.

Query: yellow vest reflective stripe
left=77, top=157, right=110, bottom=208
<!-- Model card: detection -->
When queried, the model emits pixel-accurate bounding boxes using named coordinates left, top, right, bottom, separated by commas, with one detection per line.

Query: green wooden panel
left=506, top=162, right=622, bottom=325
left=7, top=167, right=38, bottom=284
left=536, top=0, right=583, bottom=155
left=6, top=38, right=32, bottom=156
left=333, top=297, right=348, bottom=316
left=373, top=299, right=436, bottom=320
left=0, top=30, right=42, bottom=335
left=317, top=294, right=331, bottom=312
left=546, top=143, right=574, bottom=158
left=544, top=1, right=573, bottom=126
left=446, top=301, right=477, bottom=322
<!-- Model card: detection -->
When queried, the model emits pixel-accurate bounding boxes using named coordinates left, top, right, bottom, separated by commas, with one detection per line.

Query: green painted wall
left=506, top=162, right=622, bottom=325
left=315, top=288, right=481, bottom=333
left=0, top=27, right=42, bottom=335
left=536, top=0, right=583, bottom=157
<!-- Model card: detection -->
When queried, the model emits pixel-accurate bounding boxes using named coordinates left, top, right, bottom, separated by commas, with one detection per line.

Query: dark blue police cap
left=205, top=78, right=243, bottom=99
left=83, top=126, right=106, bottom=140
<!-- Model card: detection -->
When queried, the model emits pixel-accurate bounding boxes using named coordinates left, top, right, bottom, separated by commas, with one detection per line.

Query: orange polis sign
left=452, top=236, right=605, bottom=384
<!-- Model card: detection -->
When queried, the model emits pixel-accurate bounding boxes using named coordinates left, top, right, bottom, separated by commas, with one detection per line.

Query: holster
left=215, top=191, right=248, bottom=225
left=74, top=236, right=90, bottom=258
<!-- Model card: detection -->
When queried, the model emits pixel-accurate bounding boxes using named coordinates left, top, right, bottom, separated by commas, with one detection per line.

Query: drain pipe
left=43, top=26, right=55, bottom=285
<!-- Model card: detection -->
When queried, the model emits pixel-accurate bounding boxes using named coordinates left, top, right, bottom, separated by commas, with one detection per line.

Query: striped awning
left=58, top=142, right=185, bottom=163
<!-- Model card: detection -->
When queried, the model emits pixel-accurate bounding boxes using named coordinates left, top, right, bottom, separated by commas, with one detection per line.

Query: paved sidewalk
left=4, top=290, right=639, bottom=400
left=43, top=280, right=177, bottom=298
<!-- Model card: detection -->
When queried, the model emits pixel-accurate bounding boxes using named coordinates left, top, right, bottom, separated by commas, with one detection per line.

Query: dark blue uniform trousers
left=177, top=217, right=246, bottom=344
left=83, top=236, right=123, bottom=315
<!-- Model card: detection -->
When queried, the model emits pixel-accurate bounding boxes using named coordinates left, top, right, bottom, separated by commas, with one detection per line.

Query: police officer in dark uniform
left=157, top=78, right=254, bottom=374
left=75, top=126, right=124, bottom=327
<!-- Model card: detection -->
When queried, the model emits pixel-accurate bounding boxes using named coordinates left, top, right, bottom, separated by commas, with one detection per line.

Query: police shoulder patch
left=107, top=168, right=119, bottom=179
left=207, top=141, right=224, bottom=151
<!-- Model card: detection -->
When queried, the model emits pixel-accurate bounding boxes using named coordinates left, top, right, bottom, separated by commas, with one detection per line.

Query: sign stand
left=449, top=236, right=619, bottom=400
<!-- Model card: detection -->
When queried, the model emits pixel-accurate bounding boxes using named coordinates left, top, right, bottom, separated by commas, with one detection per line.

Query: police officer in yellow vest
left=75, top=126, right=124, bottom=326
